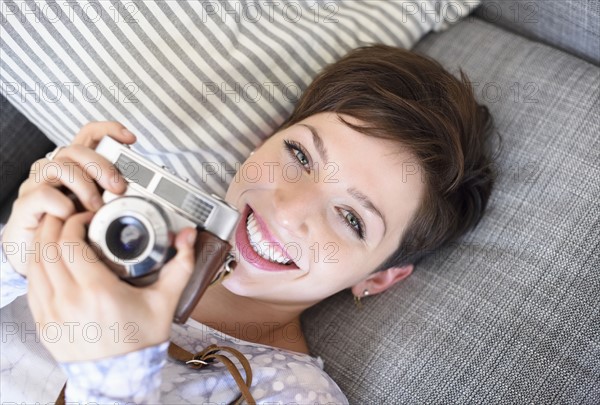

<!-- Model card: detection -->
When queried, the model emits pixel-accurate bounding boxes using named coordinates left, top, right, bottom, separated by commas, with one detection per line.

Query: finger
left=21, top=145, right=127, bottom=197
left=13, top=185, right=76, bottom=227
left=20, top=158, right=73, bottom=192
left=22, top=157, right=62, bottom=191
left=74, top=121, right=137, bottom=148
left=28, top=216, right=55, bottom=303
left=151, top=228, right=197, bottom=306
left=60, top=144, right=129, bottom=194
left=20, top=156, right=103, bottom=212
left=60, top=211, right=119, bottom=287
left=38, top=214, right=76, bottom=290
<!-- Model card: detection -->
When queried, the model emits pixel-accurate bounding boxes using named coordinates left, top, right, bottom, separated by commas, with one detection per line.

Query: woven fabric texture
left=475, top=0, right=600, bottom=65
left=1, top=3, right=598, bottom=403
left=303, top=17, right=600, bottom=404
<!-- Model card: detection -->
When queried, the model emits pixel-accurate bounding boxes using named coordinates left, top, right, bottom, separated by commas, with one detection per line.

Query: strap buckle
left=185, top=359, right=209, bottom=366
left=186, top=348, right=218, bottom=368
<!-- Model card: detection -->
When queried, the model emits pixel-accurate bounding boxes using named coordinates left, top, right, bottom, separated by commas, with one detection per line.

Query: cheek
left=332, top=245, right=392, bottom=278
left=312, top=245, right=372, bottom=280
left=225, top=156, right=276, bottom=204
left=224, top=176, right=242, bottom=206
left=238, top=161, right=265, bottom=186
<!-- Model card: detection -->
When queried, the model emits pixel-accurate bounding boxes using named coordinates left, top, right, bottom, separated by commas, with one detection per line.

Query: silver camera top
left=95, top=136, right=239, bottom=241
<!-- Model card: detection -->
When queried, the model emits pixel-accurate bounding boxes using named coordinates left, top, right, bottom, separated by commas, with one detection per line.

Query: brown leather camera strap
left=55, top=384, right=66, bottom=405
left=174, top=231, right=232, bottom=324
left=55, top=341, right=255, bottom=405
left=169, top=341, right=255, bottom=404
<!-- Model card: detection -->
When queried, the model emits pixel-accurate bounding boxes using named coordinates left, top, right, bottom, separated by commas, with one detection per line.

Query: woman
left=1, top=45, right=495, bottom=403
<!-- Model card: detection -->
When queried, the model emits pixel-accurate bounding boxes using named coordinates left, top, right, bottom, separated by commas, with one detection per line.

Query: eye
left=337, top=207, right=366, bottom=240
left=284, top=139, right=312, bottom=171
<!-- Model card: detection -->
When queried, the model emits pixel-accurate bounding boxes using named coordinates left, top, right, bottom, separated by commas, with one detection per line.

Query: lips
left=234, top=205, right=300, bottom=271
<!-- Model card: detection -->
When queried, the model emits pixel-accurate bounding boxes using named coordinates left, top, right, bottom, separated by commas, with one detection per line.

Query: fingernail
left=187, top=229, right=197, bottom=246
left=122, top=128, right=136, bottom=139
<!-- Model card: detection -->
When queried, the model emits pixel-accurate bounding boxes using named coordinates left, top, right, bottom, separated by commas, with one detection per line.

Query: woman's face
left=224, top=112, right=425, bottom=308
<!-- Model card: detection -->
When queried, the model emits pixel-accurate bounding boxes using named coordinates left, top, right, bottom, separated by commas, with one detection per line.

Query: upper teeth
left=246, top=212, right=292, bottom=265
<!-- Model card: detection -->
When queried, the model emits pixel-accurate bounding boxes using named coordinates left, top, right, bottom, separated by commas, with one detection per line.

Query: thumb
left=154, top=227, right=197, bottom=304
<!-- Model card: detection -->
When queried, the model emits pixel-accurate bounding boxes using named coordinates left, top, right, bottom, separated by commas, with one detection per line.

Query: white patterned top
left=1, top=238, right=348, bottom=404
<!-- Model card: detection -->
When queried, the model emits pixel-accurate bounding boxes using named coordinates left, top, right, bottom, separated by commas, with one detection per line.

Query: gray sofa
left=1, top=1, right=598, bottom=403
left=303, top=2, right=600, bottom=403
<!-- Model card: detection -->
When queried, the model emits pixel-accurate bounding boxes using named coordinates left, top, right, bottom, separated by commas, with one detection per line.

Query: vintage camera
left=87, top=136, right=239, bottom=324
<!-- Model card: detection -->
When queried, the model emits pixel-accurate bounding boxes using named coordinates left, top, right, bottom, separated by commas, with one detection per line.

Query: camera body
left=88, top=136, right=239, bottom=323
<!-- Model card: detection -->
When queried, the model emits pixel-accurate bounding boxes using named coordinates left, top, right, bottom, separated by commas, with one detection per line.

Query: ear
left=351, top=264, right=414, bottom=297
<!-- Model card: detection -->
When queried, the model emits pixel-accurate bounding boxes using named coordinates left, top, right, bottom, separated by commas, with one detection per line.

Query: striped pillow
left=0, top=0, right=479, bottom=196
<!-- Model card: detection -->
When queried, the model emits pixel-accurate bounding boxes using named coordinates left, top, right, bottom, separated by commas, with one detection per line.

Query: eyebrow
left=347, top=187, right=387, bottom=234
left=300, top=124, right=329, bottom=164
left=299, top=123, right=387, bottom=233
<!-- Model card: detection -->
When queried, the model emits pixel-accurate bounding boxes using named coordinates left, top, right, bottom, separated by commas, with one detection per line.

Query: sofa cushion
left=302, top=17, right=600, bottom=403
left=0, top=0, right=476, bottom=198
left=475, top=0, right=600, bottom=65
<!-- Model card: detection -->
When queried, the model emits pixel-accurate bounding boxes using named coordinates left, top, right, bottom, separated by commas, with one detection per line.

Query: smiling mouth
left=245, top=211, right=294, bottom=265
left=234, top=206, right=299, bottom=271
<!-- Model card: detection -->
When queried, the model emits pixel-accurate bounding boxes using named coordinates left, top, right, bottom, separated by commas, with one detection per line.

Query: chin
left=219, top=263, right=261, bottom=296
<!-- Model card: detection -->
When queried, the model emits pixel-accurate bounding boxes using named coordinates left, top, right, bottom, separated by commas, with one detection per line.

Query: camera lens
left=106, top=216, right=150, bottom=260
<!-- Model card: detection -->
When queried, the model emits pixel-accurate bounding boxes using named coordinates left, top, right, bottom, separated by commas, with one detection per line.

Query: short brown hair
left=281, top=45, right=497, bottom=270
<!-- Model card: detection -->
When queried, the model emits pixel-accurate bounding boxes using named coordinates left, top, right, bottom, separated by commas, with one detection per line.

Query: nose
left=271, top=180, right=315, bottom=238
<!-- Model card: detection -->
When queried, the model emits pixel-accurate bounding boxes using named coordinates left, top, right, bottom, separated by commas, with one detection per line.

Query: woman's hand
left=2, top=122, right=135, bottom=277
left=27, top=212, right=197, bottom=363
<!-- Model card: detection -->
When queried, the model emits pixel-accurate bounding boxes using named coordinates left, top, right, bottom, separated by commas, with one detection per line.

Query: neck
left=189, top=282, right=311, bottom=355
